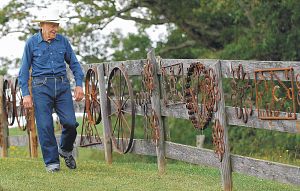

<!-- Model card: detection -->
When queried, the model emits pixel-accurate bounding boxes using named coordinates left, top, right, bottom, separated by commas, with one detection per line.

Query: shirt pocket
left=33, top=49, right=48, bottom=63
left=55, top=48, right=66, bottom=63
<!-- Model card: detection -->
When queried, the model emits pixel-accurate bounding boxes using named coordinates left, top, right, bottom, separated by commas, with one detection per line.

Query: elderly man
left=18, top=9, right=84, bottom=172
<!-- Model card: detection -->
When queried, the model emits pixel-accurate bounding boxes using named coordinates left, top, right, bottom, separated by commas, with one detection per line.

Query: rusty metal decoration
left=212, top=119, right=225, bottom=162
left=107, top=64, right=135, bottom=154
left=140, top=102, right=160, bottom=145
left=148, top=110, right=160, bottom=145
left=13, top=78, right=27, bottom=131
left=3, top=79, right=15, bottom=126
left=161, top=63, right=185, bottom=106
left=142, top=59, right=154, bottom=95
left=135, top=91, right=151, bottom=106
left=296, top=74, right=300, bottom=106
left=254, top=67, right=296, bottom=120
left=80, top=68, right=102, bottom=147
left=136, top=59, right=161, bottom=144
left=230, top=64, right=253, bottom=123
left=80, top=114, right=102, bottom=147
left=135, top=92, right=151, bottom=140
left=185, top=62, right=220, bottom=130
left=136, top=88, right=159, bottom=144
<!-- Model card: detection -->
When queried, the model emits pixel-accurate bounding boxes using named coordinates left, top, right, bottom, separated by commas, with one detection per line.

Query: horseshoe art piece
left=184, top=62, right=220, bottom=130
left=161, top=63, right=185, bottom=106
left=212, top=119, right=225, bottom=162
left=254, top=67, right=296, bottom=120
left=230, top=64, right=253, bottom=123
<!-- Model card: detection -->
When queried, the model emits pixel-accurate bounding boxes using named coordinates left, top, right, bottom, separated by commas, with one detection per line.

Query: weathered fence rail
left=1, top=50, right=300, bottom=190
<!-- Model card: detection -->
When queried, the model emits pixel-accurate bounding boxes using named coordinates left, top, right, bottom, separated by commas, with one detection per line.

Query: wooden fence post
left=147, top=49, right=166, bottom=173
left=156, top=57, right=171, bottom=141
left=0, top=76, right=9, bottom=157
left=28, top=77, right=38, bottom=158
left=215, top=61, right=233, bottom=191
left=98, top=64, right=112, bottom=164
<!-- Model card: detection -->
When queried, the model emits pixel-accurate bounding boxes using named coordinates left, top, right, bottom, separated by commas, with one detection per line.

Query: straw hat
left=32, top=8, right=67, bottom=23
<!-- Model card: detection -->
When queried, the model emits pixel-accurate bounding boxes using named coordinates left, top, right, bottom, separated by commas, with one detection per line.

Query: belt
left=32, top=75, right=66, bottom=80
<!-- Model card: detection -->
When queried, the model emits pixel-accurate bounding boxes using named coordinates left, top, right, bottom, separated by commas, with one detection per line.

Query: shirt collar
left=37, top=30, right=61, bottom=43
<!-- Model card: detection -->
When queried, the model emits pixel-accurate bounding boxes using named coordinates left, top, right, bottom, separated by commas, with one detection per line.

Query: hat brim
left=32, top=18, right=68, bottom=23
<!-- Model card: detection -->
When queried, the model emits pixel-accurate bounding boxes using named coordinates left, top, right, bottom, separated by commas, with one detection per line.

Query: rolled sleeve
left=64, top=39, right=84, bottom=87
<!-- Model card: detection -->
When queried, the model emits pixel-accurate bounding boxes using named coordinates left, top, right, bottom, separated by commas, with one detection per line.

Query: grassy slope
left=0, top=149, right=299, bottom=191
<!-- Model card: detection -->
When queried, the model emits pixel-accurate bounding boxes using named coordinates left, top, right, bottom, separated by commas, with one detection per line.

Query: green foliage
left=106, top=31, right=152, bottom=61
left=0, top=67, right=7, bottom=76
left=229, top=126, right=300, bottom=166
left=218, top=1, right=300, bottom=60
left=2, top=0, right=300, bottom=61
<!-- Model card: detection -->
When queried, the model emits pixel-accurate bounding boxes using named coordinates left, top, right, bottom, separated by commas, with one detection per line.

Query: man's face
left=41, top=22, right=59, bottom=41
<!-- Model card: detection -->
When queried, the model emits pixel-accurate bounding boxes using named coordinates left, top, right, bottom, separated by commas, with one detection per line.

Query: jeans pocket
left=32, top=78, right=46, bottom=88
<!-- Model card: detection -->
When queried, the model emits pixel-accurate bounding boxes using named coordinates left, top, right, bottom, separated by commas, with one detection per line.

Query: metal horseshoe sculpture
left=230, top=64, right=253, bottom=123
left=254, top=67, right=296, bottom=120
left=184, top=62, right=220, bottom=130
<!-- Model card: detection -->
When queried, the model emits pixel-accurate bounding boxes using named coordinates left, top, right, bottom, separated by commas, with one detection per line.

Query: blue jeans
left=32, top=76, right=78, bottom=167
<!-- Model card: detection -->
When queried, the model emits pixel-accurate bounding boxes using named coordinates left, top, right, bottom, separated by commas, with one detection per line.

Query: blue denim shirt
left=18, top=30, right=84, bottom=96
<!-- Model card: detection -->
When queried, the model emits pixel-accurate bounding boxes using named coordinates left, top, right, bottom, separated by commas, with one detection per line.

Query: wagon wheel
left=3, top=79, right=15, bottom=126
left=85, top=68, right=101, bottom=125
left=14, top=78, right=27, bottom=130
left=107, top=65, right=135, bottom=154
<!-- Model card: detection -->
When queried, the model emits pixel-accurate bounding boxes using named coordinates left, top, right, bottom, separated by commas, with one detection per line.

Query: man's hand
left=23, top=95, right=33, bottom=109
left=74, top=86, right=84, bottom=102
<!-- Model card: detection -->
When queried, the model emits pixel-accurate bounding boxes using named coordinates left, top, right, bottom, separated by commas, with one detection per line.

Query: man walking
left=18, top=8, right=84, bottom=172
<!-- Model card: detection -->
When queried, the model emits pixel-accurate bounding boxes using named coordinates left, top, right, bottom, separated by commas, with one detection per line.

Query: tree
left=2, top=0, right=300, bottom=62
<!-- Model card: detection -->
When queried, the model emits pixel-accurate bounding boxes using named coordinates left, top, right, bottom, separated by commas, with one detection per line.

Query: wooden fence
left=0, top=50, right=300, bottom=191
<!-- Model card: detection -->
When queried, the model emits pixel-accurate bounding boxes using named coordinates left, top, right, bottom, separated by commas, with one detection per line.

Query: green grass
left=0, top=148, right=299, bottom=191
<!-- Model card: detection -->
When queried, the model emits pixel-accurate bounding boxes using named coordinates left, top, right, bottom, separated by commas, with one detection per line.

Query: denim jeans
left=31, top=75, right=78, bottom=167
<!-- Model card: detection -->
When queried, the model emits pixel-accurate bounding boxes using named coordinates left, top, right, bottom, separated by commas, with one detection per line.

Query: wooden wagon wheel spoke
left=107, top=66, right=135, bottom=154
left=120, top=109, right=132, bottom=114
left=120, top=112, right=131, bottom=131
left=108, top=95, right=119, bottom=109
left=112, top=113, right=120, bottom=135
left=108, top=111, right=118, bottom=117
left=121, top=96, right=130, bottom=109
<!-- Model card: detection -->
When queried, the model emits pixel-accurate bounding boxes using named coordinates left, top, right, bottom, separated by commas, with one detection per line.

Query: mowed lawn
left=0, top=149, right=299, bottom=191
